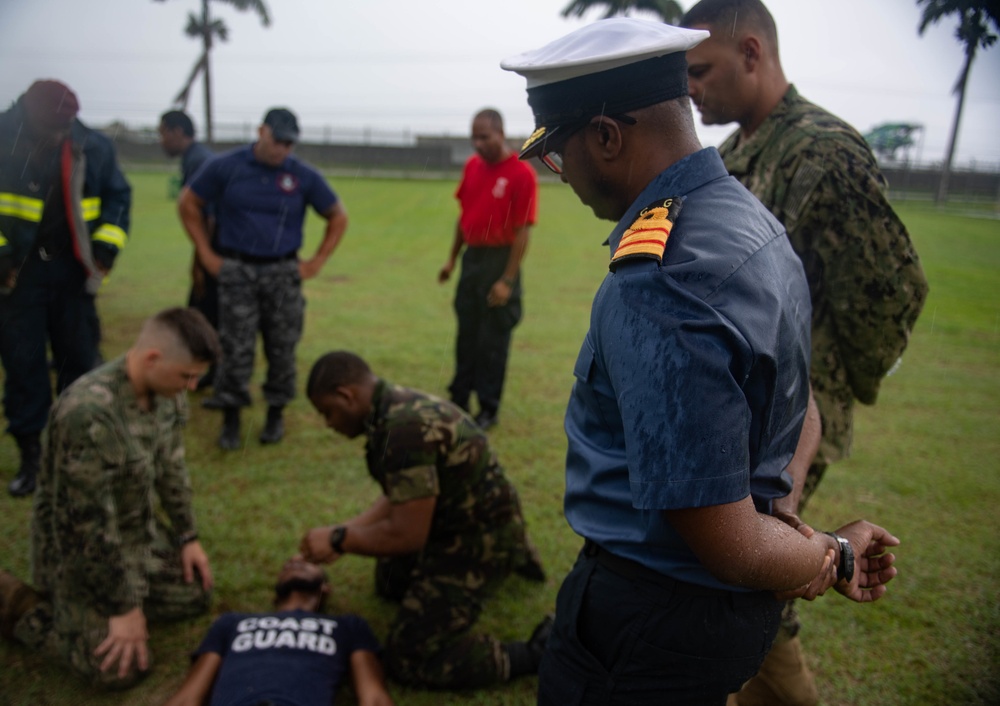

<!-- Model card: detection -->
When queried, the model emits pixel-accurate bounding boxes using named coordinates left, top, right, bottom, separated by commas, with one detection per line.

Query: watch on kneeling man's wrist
left=826, top=532, right=855, bottom=584
left=329, top=526, right=347, bottom=554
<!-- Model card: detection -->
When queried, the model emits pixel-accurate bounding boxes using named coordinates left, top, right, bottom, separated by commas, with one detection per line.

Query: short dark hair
left=159, top=110, right=195, bottom=138
left=306, top=351, right=372, bottom=398
left=681, top=0, right=778, bottom=47
left=474, top=108, right=504, bottom=133
left=154, top=307, right=221, bottom=364
left=274, top=573, right=328, bottom=603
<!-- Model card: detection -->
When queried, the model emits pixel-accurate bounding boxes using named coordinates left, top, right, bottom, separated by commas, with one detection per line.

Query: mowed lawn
left=0, top=171, right=997, bottom=706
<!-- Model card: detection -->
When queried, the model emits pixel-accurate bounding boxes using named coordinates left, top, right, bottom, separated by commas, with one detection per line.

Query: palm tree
left=561, top=0, right=685, bottom=24
left=155, top=0, right=272, bottom=144
left=916, top=0, right=998, bottom=203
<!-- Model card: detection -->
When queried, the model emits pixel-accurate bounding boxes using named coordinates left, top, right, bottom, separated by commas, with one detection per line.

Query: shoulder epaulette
left=609, top=196, right=683, bottom=271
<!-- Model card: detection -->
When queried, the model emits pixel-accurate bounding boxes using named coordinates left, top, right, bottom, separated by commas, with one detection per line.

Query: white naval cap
left=500, top=18, right=709, bottom=159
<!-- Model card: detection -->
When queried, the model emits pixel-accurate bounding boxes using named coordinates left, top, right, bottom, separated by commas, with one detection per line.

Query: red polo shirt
left=456, top=153, right=537, bottom=247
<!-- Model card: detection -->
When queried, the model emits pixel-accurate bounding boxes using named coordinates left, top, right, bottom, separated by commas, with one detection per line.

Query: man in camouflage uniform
left=299, top=351, right=550, bottom=689
left=0, top=307, right=221, bottom=688
left=179, top=107, right=349, bottom=450
left=682, top=1, right=929, bottom=704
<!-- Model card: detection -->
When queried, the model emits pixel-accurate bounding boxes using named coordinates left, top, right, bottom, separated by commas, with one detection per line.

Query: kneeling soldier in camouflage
left=299, top=351, right=551, bottom=689
left=0, top=307, right=220, bottom=689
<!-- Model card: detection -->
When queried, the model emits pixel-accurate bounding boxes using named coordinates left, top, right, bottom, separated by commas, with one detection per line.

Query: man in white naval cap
left=501, top=18, right=901, bottom=705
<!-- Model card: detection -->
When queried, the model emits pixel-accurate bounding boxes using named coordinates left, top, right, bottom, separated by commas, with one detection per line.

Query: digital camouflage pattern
left=20, top=356, right=209, bottom=686
left=719, top=85, right=928, bottom=469
left=214, top=258, right=304, bottom=408
left=364, top=380, right=538, bottom=687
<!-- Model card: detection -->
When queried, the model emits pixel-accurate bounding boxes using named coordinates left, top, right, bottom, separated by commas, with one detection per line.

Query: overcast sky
left=2, top=0, right=998, bottom=167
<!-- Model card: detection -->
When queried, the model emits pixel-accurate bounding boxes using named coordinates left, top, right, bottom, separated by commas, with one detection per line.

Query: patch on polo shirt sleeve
left=610, top=196, right=683, bottom=271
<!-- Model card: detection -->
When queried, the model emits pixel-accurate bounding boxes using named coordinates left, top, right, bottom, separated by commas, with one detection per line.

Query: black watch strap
left=826, top=532, right=855, bottom=584
left=329, top=525, right=348, bottom=554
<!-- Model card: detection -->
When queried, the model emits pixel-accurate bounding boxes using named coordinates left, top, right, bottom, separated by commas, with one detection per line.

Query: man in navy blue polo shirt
left=179, top=108, right=349, bottom=450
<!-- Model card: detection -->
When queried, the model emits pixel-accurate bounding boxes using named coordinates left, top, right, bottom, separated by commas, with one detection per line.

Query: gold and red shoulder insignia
left=610, top=197, right=683, bottom=272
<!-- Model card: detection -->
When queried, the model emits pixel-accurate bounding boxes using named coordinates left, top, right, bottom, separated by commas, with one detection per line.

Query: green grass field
left=1, top=172, right=998, bottom=705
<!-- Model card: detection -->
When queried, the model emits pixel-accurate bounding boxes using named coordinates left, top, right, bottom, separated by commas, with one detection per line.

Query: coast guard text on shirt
left=232, top=615, right=340, bottom=654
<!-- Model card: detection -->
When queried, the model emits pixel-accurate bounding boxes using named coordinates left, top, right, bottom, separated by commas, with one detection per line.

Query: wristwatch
left=329, top=526, right=348, bottom=554
left=826, top=532, right=855, bottom=584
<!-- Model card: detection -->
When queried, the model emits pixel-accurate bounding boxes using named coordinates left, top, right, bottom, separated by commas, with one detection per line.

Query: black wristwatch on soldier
left=329, top=525, right=348, bottom=554
left=826, top=532, right=855, bottom=584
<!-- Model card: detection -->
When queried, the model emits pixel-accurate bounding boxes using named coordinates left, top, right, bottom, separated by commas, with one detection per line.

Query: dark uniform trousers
left=538, top=544, right=783, bottom=706
left=0, top=250, right=99, bottom=436
left=213, top=257, right=303, bottom=408
left=449, top=246, right=522, bottom=417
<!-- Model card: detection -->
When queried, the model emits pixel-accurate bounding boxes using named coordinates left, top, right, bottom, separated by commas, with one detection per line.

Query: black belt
left=220, top=249, right=297, bottom=265
left=583, top=538, right=735, bottom=598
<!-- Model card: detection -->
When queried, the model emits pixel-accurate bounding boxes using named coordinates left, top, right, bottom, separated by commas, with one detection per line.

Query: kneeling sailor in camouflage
left=0, top=307, right=220, bottom=689
left=299, top=351, right=550, bottom=689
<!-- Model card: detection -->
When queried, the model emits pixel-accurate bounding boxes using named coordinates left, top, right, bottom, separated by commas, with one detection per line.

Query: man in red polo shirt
left=438, top=109, right=538, bottom=430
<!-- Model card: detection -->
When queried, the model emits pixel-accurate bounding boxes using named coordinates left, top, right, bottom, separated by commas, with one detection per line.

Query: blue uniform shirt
left=189, top=144, right=338, bottom=258
left=564, top=148, right=811, bottom=590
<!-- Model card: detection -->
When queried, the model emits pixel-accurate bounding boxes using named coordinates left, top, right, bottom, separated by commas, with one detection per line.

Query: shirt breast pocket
left=572, top=343, right=625, bottom=449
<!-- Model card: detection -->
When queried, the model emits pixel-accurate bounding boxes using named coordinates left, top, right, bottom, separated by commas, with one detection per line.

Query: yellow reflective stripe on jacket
left=0, top=193, right=44, bottom=223
left=81, top=197, right=101, bottom=221
left=0, top=230, right=7, bottom=248
left=92, top=223, right=127, bottom=249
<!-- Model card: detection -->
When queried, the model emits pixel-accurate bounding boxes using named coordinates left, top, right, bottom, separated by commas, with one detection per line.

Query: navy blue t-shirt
left=189, top=145, right=338, bottom=258
left=194, top=609, right=381, bottom=706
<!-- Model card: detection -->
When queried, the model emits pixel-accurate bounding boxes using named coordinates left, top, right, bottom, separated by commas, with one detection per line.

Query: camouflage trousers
left=213, top=257, right=304, bottom=408
left=13, top=519, right=211, bottom=689
left=375, top=520, right=529, bottom=689
left=777, top=460, right=830, bottom=642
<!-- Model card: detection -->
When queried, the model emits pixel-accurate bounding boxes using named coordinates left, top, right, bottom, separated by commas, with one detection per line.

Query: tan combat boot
left=0, top=569, right=39, bottom=640
left=733, top=636, right=819, bottom=706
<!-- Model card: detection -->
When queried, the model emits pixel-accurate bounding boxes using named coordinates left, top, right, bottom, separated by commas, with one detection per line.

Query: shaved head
left=134, top=307, right=221, bottom=365
left=681, top=0, right=779, bottom=52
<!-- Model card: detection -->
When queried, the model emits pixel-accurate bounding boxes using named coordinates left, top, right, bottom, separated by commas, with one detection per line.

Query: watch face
left=841, top=540, right=855, bottom=583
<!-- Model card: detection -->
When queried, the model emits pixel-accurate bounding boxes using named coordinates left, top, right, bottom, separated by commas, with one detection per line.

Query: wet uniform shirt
left=563, top=148, right=812, bottom=590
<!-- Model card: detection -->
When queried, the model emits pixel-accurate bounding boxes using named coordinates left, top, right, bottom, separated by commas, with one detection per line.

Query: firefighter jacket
left=0, top=101, right=131, bottom=294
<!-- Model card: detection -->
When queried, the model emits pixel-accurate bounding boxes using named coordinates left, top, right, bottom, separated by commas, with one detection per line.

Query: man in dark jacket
left=0, top=79, right=131, bottom=497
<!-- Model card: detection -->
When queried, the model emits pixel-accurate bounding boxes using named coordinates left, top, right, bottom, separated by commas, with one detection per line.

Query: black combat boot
left=8, top=433, right=40, bottom=498
left=219, top=408, right=241, bottom=450
left=259, top=405, right=285, bottom=444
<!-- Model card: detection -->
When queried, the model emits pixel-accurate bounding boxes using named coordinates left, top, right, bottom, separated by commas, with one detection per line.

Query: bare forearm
left=342, top=517, right=425, bottom=557
left=668, top=498, right=836, bottom=591
left=345, top=496, right=392, bottom=529
left=312, top=209, right=348, bottom=263
left=340, top=496, right=434, bottom=557
left=178, top=190, right=214, bottom=259
left=501, top=226, right=530, bottom=281
left=448, top=221, right=465, bottom=261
